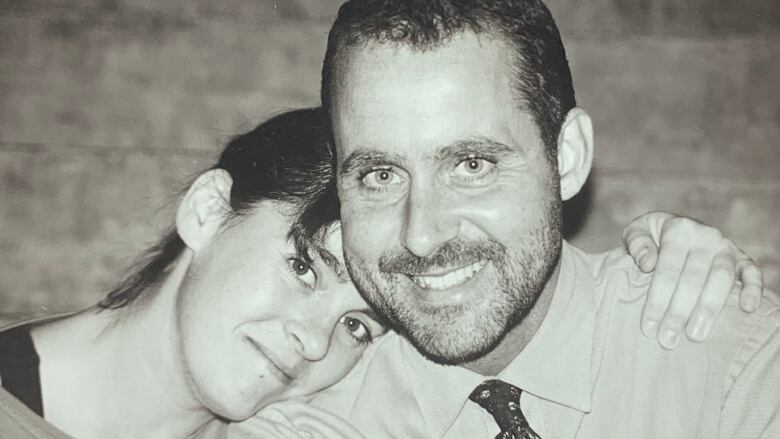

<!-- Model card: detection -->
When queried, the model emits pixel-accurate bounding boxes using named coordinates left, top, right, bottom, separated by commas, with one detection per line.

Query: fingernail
left=642, top=319, right=659, bottom=337
left=637, top=248, right=651, bottom=271
left=687, top=312, right=712, bottom=341
left=741, top=296, right=758, bottom=312
left=659, top=328, right=681, bottom=350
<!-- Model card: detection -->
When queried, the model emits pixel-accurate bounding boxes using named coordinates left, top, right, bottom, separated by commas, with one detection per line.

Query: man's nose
left=401, top=183, right=459, bottom=257
left=286, top=319, right=330, bottom=362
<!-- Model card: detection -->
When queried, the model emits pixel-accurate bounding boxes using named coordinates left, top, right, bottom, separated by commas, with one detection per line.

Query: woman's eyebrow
left=314, top=247, right=351, bottom=283
left=339, top=149, right=406, bottom=177
left=359, top=308, right=382, bottom=325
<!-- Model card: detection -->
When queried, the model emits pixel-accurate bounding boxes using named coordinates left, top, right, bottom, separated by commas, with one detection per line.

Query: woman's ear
left=176, top=169, right=233, bottom=253
left=557, top=107, right=594, bottom=201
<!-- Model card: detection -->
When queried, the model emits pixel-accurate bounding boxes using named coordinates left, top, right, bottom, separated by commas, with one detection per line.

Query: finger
left=642, top=243, right=688, bottom=338
left=684, top=250, right=736, bottom=342
left=622, top=223, right=659, bottom=273
left=657, top=251, right=710, bottom=349
left=736, top=256, right=763, bottom=312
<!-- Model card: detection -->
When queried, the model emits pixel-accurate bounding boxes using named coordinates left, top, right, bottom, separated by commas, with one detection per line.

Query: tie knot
left=469, top=379, right=522, bottom=412
left=469, top=379, right=538, bottom=437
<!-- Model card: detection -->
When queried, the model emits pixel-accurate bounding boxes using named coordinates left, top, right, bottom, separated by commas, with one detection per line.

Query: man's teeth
left=409, top=260, right=487, bottom=290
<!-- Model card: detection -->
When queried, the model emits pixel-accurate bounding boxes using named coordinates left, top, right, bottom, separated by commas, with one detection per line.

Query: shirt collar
left=401, top=340, right=486, bottom=436
left=402, top=242, right=597, bottom=436
left=499, top=241, right=595, bottom=412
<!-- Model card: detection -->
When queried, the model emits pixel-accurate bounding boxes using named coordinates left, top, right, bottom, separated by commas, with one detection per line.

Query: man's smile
left=406, top=260, right=488, bottom=290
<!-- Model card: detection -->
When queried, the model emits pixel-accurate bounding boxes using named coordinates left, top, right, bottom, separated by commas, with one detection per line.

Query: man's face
left=332, top=32, right=563, bottom=365
left=175, top=202, right=384, bottom=420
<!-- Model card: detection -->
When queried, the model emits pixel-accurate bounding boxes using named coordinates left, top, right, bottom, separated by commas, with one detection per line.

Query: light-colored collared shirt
left=227, top=242, right=780, bottom=438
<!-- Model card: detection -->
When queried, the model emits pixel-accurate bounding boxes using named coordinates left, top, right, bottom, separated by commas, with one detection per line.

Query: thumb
left=622, top=214, right=668, bottom=273
left=625, top=231, right=658, bottom=272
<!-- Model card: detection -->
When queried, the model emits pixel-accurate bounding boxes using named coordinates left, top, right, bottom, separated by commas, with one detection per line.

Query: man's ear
left=557, top=107, right=594, bottom=201
left=176, top=169, right=233, bottom=253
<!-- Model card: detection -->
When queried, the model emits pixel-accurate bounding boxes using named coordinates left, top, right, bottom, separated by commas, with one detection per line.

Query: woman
left=0, top=108, right=385, bottom=438
left=0, top=108, right=763, bottom=439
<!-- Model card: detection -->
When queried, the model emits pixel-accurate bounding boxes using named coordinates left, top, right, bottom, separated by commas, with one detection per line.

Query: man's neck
left=462, top=258, right=562, bottom=376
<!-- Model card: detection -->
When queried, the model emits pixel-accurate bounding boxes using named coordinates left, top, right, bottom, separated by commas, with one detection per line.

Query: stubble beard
left=344, top=218, right=561, bottom=366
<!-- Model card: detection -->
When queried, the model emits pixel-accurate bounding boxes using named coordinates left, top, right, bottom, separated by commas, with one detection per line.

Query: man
left=295, top=1, right=777, bottom=438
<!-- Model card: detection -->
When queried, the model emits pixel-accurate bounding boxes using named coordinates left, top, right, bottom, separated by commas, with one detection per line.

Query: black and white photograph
left=1, top=1, right=778, bottom=438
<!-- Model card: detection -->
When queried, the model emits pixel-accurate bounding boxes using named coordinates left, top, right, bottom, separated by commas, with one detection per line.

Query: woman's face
left=175, top=201, right=385, bottom=421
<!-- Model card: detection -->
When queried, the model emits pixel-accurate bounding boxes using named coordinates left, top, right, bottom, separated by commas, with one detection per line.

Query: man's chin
left=398, top=318, right=511, bottom=366
left=407, top=336, right=505, bottom=366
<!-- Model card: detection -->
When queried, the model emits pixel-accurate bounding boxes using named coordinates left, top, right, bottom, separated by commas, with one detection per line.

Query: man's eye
left=339, top=315, right=372, bottom=345
left=453, top=157, right=495, bottom=178
left=360, top=169, right=403, bottom=190
left=288, top=258, right=317, bottom=289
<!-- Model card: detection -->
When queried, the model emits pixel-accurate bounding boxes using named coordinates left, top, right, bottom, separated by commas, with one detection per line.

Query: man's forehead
left=332, top=57, right=534, bottom=166
left=333, top=33, right=518, bottom=132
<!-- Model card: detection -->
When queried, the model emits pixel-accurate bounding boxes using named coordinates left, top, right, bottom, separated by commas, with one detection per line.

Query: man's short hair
left=321, top=0, right=577, bottom=160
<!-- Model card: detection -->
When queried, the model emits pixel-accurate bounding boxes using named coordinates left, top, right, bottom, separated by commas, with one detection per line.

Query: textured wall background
left=1, top=0, right=778, bottom=323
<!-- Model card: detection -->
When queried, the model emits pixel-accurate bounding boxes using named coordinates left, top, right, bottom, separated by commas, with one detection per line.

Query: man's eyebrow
left=435, top=138, right=515, bottom=161
left=339, top=149, right=406, bottom=177
left=339, top=139, right=514, bottom=176
left=314, top=247, right=351, bottom=284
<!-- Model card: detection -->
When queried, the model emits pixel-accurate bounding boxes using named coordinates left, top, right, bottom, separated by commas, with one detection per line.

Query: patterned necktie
left=469, top=379, right=542, bottom=439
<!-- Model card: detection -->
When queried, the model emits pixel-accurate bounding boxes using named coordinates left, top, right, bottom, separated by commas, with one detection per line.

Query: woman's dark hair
left=99, top=107, right=340, bottom=309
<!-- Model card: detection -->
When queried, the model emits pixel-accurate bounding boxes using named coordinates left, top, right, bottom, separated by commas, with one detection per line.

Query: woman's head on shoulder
left=99, top=108, right=385, bottom=420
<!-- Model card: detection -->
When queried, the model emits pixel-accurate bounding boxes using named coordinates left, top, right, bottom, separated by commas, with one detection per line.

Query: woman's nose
left=285, top=320, right=331, bottom=361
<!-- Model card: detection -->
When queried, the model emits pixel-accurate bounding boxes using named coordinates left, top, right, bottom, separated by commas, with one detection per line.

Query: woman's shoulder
left=0, top=386, right=71, bottom=439
left=1, top=313, right=76, bottom=333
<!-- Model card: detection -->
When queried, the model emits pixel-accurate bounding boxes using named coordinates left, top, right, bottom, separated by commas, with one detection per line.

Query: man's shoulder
left=310, top=331, right=409, bottom=413
left=564, top=243, right=641, bottom=279
left=575, top=243, right=780, bottom=386
left=563, top=243, right=652, bottom=303
left=707, top=288, right=780, bottom=376
left=568, top=242, right=780, bottom=360
left=567, top=244, right=780, bottom=434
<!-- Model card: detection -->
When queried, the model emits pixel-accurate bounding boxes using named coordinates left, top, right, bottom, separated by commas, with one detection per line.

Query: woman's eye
left=453, top=157, right=496, bottom=180
left=339, top=315, right=372, bottom=345
left=360, top=168, right=403, bottom=191
left=288, top=258, right=317, bottom=289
